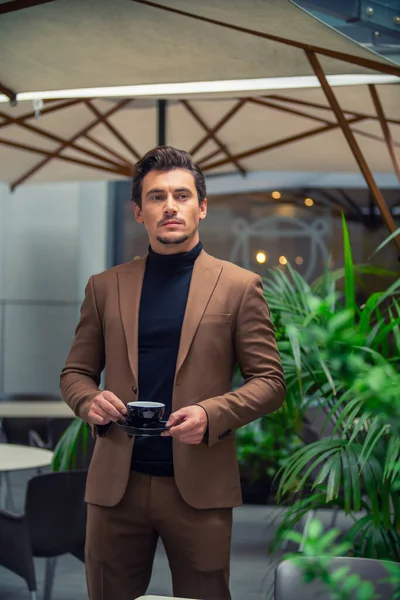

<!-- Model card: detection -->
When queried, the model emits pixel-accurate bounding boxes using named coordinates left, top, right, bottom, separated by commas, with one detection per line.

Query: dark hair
left=132, top=146, right=206, bottom=208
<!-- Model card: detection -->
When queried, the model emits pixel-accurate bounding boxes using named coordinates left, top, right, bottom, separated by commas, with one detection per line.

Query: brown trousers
left=85, top=472, right=232, bottom=600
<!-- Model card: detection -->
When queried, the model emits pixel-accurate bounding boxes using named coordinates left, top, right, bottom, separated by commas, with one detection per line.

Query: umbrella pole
left=305, top=50, right=400, bottom=254
left=157, top=99, right=167, bottom=146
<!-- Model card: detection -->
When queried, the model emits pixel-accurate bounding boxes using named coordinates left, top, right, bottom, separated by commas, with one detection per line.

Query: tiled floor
left=0, top=468, right=286, bottom=600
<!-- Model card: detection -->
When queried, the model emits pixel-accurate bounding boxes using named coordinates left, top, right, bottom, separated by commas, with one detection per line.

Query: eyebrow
left=146, top=188, right=164, bottom=197
left=146, top=187, right=192, bottom=197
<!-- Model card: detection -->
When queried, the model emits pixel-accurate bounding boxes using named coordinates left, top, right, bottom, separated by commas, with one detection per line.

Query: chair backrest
left=25, top=470, right=87, bottom=558
left=274, top=557, right=396, bottom=600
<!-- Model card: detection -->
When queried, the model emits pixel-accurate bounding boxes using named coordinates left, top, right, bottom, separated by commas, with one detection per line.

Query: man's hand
left=161, top=405, right=208, bottom=444
left=87, top=390, right=127, bottom=426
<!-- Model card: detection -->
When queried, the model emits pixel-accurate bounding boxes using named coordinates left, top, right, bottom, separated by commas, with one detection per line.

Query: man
left=61, top=146, right=286, bottom=600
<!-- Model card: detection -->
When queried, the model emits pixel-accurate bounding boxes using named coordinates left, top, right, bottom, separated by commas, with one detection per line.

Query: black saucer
left=116, top=420, right=170, bottom=437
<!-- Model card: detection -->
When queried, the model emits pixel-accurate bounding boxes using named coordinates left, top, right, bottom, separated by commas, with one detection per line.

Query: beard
left=156, top=233, right=189, bottom=245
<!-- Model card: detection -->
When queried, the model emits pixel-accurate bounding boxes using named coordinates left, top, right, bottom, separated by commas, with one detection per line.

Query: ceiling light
left=256, top=251, right=267, bottom=264
left=279, top=256, right=288, bottom=265
left=295, top=256, right=304, bottom=265
left=304, top=197, right=314, bottom=207
left=271, top=191, right=281, bottom=200
left=0, top=74, right=397, bottom=103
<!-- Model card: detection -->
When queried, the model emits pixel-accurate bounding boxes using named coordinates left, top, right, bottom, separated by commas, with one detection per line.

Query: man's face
left=134, top=168, right=207, bottom=253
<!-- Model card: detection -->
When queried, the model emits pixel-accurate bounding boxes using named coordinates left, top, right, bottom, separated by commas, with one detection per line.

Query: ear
left=199, top=198, right=207, bottom=221
left=134, top=203, right=144, bottom=224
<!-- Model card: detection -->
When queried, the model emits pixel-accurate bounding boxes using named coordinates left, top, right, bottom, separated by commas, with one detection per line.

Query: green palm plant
left=52, top=417, right=89, bottom=471
left=266, top=217, right=400, bottom=561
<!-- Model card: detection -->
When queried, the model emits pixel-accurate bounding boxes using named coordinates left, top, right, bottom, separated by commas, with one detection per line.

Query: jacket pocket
left=201, top=313, right=232, bottom=324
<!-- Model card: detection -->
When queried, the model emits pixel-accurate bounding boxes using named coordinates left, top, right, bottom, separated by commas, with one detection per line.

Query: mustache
left=158, top=217, right=185, bottom=226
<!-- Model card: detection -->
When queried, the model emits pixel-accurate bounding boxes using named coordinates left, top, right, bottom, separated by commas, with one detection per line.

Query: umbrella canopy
left=0, top=0, right=399, bottom=249
left=0, top=0, right=399, bottom=101
left=0, top=83, right=399, bottom=185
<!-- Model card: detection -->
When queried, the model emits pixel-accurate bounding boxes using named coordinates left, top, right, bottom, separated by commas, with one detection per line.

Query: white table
left=0, top=443, right=54, bottom=511
left=0, top=401, right=74, bottom=418
left=0, top=443, right=53, bottom=472
left=138, top=597, right=197, bottom=599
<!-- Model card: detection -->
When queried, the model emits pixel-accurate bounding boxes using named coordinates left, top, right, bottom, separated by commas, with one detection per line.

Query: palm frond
left=341, top=213, right=356, bottom=321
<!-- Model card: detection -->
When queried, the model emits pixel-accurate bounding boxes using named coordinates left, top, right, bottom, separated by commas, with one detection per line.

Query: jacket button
left=132, top=386, right=137, bottom=394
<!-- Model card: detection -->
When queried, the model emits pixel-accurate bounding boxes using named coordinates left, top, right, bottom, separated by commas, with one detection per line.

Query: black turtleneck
left=131, top=240, right=203, bottom=476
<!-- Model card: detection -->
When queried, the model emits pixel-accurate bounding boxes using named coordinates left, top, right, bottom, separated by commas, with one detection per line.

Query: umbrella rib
left=7, top=99, right=132, bottom=189
left=83, top=133, right=133, bottom=168
left=128, top=0, right=400, bottom=77
left=254, top=96, right=400, bottom=149
left=0, top=99, right=85, bottom=130
left=85, top=100, right=141, bottom=161
left=248, top=97, right=332, bottom=125
left=0, top=0, right=56, bottom=15
left=266, top=95, right=400, bottom=127
left=369, top=84, right=400, bottom=183
left=197, top=148, right=224, bottom=165
left=181, top=100, right=246, bottom=175
left=353, top=127, right=400, bottom=149
left=0, top=137, right=131, bottom=188
left=0, top=109, right=128, bottom=170
left=189, top=99, right=247, bottom=157
left=199, top=116, right=365, bottom=170
left=305, top=50, right=399, bottom=250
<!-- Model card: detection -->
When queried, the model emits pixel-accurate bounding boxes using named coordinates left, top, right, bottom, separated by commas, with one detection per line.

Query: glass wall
left=114, top=182, right=399, bottom=294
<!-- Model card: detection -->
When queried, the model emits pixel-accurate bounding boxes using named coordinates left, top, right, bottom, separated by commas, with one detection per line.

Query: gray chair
left=0, top=470, right=87, bottom=600
left=274, top=556, right=397, bottom=600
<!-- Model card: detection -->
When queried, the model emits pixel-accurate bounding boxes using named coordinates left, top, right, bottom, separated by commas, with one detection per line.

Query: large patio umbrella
left=0, top=0, right=399, bottom=248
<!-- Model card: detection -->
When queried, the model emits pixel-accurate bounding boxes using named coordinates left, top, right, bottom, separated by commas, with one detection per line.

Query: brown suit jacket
left=60, top=249, right=286, bottom=509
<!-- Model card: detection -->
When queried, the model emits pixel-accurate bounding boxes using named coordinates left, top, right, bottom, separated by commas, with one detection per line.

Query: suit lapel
left=175, top=251, right=222, bottom=375
left=117, top=257, right=147, bottom=382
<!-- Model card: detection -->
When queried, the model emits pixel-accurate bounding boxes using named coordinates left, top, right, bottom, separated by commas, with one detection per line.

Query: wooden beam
left=369, top=84, right=400, bottom=183
left=83, top=134, right=132, bottom=167
left=129, top=0, right=400, bottom=77
left=7, top=99, right=132, bottom=189
left=200, top=116, right=365, bottom=170
left=257, top=96, right=400, bottom=148
left=353, top=128, right=400, bottom=149
left=0, top=109, right=127, bottom=169
left=0, top=98, right=82, bottom=128
left=181, top=100, right=246, bottom=175
left=266, top=94, right=400, bottom=127
left=0, top=99, right=83, bottom=129
left=306, top=51, right=399, bottom=251
left=85, top=100, right=141, bottom=160
left=0, top=137, right=131, bottom=179
left=0, top=0, right=56, bottom=14
left=249, top=97, right=332, bottom=125
left=197, top=148, right=224, bottom=165
left=189, top=99, right=246, bottom=156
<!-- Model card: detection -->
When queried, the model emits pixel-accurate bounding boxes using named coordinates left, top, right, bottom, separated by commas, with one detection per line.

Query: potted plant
left=236, top=407, right=305, bottom=504
left=267, top=217, right=400, bottom=561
